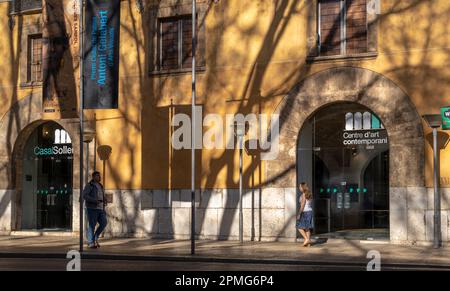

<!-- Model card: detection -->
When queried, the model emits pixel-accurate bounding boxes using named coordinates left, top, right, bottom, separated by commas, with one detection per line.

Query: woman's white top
left=303, top=198, right=313, bottom=212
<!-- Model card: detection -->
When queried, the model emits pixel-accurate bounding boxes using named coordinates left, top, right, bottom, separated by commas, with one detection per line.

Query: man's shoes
left=95, top=241, right=101, bottom=248
left=87, top=243, right=97, bottom=249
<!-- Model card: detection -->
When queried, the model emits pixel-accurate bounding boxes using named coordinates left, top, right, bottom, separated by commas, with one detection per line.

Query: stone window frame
left=306, top=0, right=379, bottom=62
left=147, top=0, right=207, bottom=76
left=9, top=0, right=42, bottom=15
left=27, top=34, right=44, bottom=83
left=20, top=22, right=43, bottom=88
left=159, top=15, right=194, bottom=70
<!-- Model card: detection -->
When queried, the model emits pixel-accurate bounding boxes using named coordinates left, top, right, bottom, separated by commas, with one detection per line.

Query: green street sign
left=442, top=106, right=450, bottom=130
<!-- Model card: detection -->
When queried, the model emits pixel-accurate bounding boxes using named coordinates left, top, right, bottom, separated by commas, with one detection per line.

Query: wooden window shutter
left=161, top=18, right=179, bottom=70
left=345, top=0, right=367, bottom=54
left=319, top=0, right=342, bottom=56
left=181, top=17, right=193, bottom=69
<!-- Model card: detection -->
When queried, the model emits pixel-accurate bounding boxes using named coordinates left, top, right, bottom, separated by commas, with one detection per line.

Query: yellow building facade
left=0, top=0, right=449, bottom=244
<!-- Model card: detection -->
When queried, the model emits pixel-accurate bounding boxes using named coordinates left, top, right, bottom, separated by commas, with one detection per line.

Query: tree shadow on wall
left=86, top=0, right=450, bottom=243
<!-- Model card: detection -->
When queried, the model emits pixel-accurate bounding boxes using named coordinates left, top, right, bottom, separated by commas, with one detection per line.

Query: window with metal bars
left=159, top=16, right=194, bottom=71
left=11, top=0, right=42, bottom=14
left=318, top=0, right=368, bottom=56
left=28, top=35, right=43, bottom=83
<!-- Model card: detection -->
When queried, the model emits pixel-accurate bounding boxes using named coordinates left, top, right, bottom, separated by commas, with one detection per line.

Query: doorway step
left=313, top=229, right=389, bottom=239
left=10, top=230, right=75, bottom=237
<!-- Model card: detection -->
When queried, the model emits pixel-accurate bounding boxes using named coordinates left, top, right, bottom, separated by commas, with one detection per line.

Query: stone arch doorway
left=11, top=120, right=78, bottom=232
left=265, top=67, right=424, bottom=242
left=298, top=101, right=390, bottom=239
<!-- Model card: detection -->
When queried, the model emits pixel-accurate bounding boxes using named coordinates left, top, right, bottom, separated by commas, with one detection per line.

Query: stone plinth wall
left=0, top=190, right=12, bottom=234
left=390, top=187, right=450, bottom=245
left=100, top=188, right=297, bottom=241
left=2, top=187, right=450, bottom=245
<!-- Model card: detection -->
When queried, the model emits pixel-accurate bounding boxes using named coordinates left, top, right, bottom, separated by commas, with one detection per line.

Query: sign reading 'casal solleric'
left=442, top=106, right=450, bottom=130
left=34, top=145, right=73, bottom=156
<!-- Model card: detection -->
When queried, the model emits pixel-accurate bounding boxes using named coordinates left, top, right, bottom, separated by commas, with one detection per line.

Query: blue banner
left=83, top=0, right=120, bottom=109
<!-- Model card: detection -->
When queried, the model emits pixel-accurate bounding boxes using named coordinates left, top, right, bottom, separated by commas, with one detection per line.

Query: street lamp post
left=78, top=0, right=85, bottom=253
left=422, top=114, right=442, bottom=249
left=245, top=140, right=259, bottom=242
left=83, top=129, right=96, bottom=184
left=82, top=128, right=95, bottom=246
left=191, top=0, right=197, bottom=255
left=234, top=122, right=246, bottom=243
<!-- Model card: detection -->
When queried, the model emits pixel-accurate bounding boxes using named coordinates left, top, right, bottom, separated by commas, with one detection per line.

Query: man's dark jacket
left=82, top=180, right=105, bottom=209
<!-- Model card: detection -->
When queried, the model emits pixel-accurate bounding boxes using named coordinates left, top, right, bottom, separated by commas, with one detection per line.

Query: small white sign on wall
left=367, top=0, right=381, bottom=15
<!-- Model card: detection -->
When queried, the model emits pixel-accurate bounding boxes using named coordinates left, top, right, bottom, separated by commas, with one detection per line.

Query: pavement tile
left=0, top=236, right=449, bottom=266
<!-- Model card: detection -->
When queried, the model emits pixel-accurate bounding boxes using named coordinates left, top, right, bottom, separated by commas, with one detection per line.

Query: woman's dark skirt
left=296, top=211, right=313, bottom=230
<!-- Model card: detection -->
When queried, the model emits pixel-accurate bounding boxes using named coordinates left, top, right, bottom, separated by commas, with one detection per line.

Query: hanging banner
left=42, top=0, right=80, bottom=118
left=83, top=0, right=121, bottom=109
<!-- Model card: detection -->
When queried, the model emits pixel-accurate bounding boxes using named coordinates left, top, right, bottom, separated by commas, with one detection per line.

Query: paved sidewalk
left=0, top=236, right=450, bottom=267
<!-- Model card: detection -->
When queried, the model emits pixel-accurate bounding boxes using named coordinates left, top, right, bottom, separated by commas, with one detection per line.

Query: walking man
left=83, top=171, right=108, bottom=249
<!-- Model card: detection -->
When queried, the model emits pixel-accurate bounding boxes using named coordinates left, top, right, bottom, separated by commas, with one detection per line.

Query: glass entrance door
left=36, top=156, right=73, bottom=230
left=21, top=122, right=73, bottom=231
left=314, top=150, right=389, bottom=238
left=313, top=146, right=348, bottom=233
left=299, top=102, right=390, bottom=239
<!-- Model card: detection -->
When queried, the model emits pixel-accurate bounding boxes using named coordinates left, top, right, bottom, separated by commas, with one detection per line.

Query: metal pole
left=78, top=0, right=85, bottom=253
left=86, top=143, right=89, bottom=185
left=251, top=156, right=255, bottom=241
left=239, top=135, right=243, bottom=243
left=84, top=142, right=89, bottom=243
left=191, top=0, right=197, bottom=256
left=93, top=137, right=97, bottom=171
left=93, top=114, right=97, bottom=171
left=103, top=160, right=106, bottom=187
left=433, top=128, right=441, bottom=248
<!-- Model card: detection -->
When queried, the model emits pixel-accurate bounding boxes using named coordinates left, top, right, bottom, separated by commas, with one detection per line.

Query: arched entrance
left=20, top=121, right=73, bottom=230
left=298, top=102, right=389, bottom=239
left=265, top=67, right=425, bottom=242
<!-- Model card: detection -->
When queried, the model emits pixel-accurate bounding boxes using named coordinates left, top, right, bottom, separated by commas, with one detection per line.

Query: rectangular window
left=318, top=0, right=367, bottom=56
left=28, top=35, right=43, bottom=83
left=12, top=0, right=42, bottom=14
left=159, top=16, right=194, bottom=71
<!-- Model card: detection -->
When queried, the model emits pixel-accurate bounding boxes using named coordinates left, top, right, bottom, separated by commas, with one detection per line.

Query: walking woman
left=296, top=182, right=314, bottom=247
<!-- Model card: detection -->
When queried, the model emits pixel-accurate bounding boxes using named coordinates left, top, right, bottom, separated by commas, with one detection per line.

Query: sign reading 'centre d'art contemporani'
left=342, top=130, right=388, bottom=146
left=442, top=106, right=450, bottom=130
left=83, top=0, right=120, bottom=109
